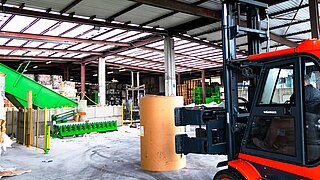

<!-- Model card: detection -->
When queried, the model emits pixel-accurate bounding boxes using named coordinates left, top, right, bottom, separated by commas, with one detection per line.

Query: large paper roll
left=140, top=95, right=186, bottom=171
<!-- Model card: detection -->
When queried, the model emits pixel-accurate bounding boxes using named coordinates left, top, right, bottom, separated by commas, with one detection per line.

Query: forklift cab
left=174, top=40, right=320, bottom=180
left=230, top=40, right=320, bottom=179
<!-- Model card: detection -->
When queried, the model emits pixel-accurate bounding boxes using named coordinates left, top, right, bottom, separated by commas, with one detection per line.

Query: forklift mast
left=222, top=0, right=268, bottom=160
left=175, top=0, right=269, bottom=160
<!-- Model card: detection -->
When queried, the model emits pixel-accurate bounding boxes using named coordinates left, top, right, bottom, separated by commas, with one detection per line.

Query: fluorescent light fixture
left=107, top=71, right=113, bottom=74
left=93, top=74, right=98, bottom=77
left=23, top=70, right=27, bottom=72
left=119, top=69, right=126, bottom=72
left=143, top=26, right=153, bottom=29
left=70, top=78, right=73, bottom=81
left=33, top=66, right=38, bottom=69
left=46, top=61, right=51, bottom=64
left=128, top=23, right=139, bottom=27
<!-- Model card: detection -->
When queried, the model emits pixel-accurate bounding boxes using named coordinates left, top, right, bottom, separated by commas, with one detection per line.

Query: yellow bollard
left=11, top=107, right=14, bottom=138
left=48, top=125, right=51, bottom=150
left=23, top=107, right=26, bottom=146
left=44, top=107, right=47, bottom=153
left=36, top=107, right=40, bottom=151
left=28, top=108, right=33, bottom=147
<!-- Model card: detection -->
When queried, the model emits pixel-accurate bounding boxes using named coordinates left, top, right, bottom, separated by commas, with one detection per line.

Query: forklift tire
left=213, top=169, right=244, bottom=180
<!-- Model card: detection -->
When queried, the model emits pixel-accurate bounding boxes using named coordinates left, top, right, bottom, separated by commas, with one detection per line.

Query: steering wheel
left=238, top=97, right=249, bottom=113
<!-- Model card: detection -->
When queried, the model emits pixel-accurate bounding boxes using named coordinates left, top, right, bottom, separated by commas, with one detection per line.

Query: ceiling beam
left=60, top=0, right=83, bottom=14
left=140, top=0, right=210, bottom=26
left=130, top=0, right=220, bottom=19
left=257, top=0, right=287, bottom=5
left=238, top=21, right=298, bottom=48
left=131, top=0, right=296, bottom=47
left=82, top=35, right=163, bottom=63
left=139, top=46, right=221, bottom=65
left=309, top=0, right=320, bottom=38
left=106, top=3, right=142, bottom=21
left=282, top=29, right=310, bottom=37
left=103, top=62, right=163, bottom=73
left=0, top=55, right=81, bottom=62
left=0, top=45, right=102, bottom=55
left=114, top=54, right=198, bottom=71
left=0, top=31, right=130, bottom=46
left=1, top=6, right=167, bottom=35
left=167, top=18, right=217, bottom=34
left=141, top=12, right=176, bottom=26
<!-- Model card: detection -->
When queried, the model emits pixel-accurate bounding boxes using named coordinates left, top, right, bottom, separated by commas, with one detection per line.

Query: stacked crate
left=177, top=79, right=200, bottom=105
left=177, top=84, right=187, bottom=103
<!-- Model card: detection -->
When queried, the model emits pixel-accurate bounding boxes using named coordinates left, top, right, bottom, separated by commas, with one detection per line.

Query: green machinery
left=52, top=120, right=118, bottom=139
left=192, top=86, right=221, bottom=105
left=51, top=110, right=77, bottom=124
left=51, top=110, right=117, bottom=139
left=0, top=63, right=77, bottom=108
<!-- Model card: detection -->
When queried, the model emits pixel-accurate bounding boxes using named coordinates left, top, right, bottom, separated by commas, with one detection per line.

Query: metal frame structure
left=0, top=0, right=315, bottom=87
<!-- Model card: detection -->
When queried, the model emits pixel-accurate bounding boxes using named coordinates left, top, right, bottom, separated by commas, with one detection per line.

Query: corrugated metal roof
left=268, top=0, right=308, bottom=14
left=0, top=0, right=314, bottom=73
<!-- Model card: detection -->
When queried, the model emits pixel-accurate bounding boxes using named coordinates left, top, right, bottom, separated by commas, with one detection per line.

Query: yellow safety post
left=48, top=125, right=51, bottom=150
left=11, top=107, right=14, bottom=139
left=28, top=108, right=33, bottom=147
left=17, top=108, right=20, bottom=143
left=36, top=107, right=40, bottom=151
left=44, top=107, right=48, bottom=154
left=23, top=107, right=26, bottom=146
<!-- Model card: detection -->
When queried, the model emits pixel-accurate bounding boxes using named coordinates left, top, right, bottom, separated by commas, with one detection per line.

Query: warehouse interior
left=0, top=0, right=319, bottom=179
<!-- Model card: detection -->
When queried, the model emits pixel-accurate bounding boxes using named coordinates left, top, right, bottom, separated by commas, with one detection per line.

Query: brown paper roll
left=140, top=95, right=186, bottom=171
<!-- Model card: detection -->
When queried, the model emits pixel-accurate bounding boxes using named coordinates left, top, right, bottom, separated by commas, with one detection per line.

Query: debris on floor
left=0, top=132, right=13, bottom=155
left=0, top=168, right=31, bottom=178
left=42, top=159, right=53, bottom=163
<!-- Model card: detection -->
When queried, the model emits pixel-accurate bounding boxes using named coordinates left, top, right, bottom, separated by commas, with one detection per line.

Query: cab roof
left=248, top=39, right=320, bottom=61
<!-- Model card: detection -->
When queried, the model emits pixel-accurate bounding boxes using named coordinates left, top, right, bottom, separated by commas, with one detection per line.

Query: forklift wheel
left=213, top=169, right=244, bottom=180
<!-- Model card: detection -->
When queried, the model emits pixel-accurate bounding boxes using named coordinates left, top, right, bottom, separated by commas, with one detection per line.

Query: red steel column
left=202, top=69, right=206, bottom=104
left=81, top=63, right=85, bottom=98
left=63, top=64, right=69, bottom=81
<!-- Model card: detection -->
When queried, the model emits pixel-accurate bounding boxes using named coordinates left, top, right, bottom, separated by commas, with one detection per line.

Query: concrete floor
left=0, top=126, right=226, bottom=180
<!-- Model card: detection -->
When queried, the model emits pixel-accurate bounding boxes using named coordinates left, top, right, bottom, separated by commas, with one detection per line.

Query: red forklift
left=175, top=1, right=320, bottom=179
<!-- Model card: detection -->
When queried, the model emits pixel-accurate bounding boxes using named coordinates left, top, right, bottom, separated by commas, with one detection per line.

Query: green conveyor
left=0, top=63, right=78, bottom=108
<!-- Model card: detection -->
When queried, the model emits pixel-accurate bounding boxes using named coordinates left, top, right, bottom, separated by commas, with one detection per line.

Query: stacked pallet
left=177, top=79, right=200, bottom=105
left=177, top=84, right=187, bottom=103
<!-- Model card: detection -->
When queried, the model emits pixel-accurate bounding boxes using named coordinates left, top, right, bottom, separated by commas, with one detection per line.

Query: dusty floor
left=0, top=126, right=226, bottom=180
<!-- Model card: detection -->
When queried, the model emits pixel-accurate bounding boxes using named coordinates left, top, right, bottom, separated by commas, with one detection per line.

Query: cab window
left=259, top=64, right=294, bottom=105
